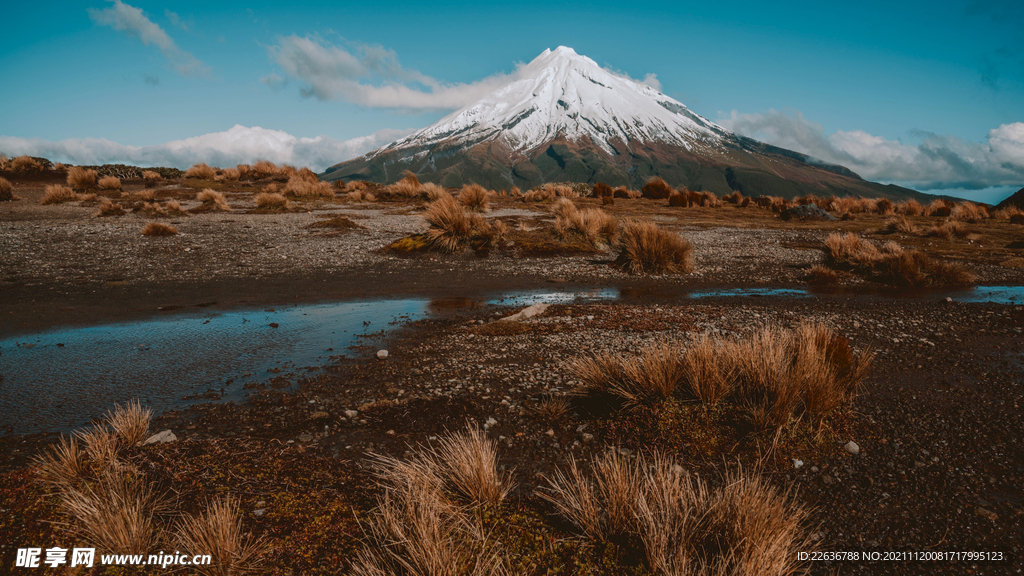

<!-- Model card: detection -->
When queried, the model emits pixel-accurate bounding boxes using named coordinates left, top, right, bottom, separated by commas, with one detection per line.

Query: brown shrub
left=667, top=191, right=687, bottom=207
left=142, top=222, right=178, bottom=236
left=12, top=155, right=42, bottom=172
left=53, top=162, right=66, bottom=171
left=165, top=200, right=184, bottom=215
left=220, top=167, right=240, bottom=182
left=875, top=198, right=894, bottom=215
left=615, top=220, right=694, bottom=274
left=641, top=176, right=674, bottom=199
left=509, top=186, right=522, bottom=198
left=347, top=190, right=376, bottom=203
left=284, top=177, right=334, bottom=199
left=459, top=183, right=490, bottom=212
left=522, top=187, right=555, bottom=202
left=295, top=167, right=319, bottom=183
left=141, top=202, right=166, bottom=217
left=928, top=219, right=969, bottom=240
left=0, top=177, right=13, bottom=201
left=926, top=199, right=953, bottom=217
left=991, top=205, right=1023, bottom=220
left=255, top=192, right=290, bottom=210
left=533, top=395, right=572, bottom=421
left=184, top=163, right=217, bottom=179
left=196, top=189, right=231, bottom=211
left=723, top=191, right=743, bottom=204
left=41, top=185, right=78, bottom=205
left=235, top=164, right=251, bottom=178
left=421, top=182, right=446, bottom=200
left=141, top=170, right=162, bottom=187
left=592, top=181, right=613, bottom=198
left=552, top=199, right=618, bottom=246
left=97, top=176, right=122, bottom=191
left=883, top=215, right=919, bottom=235
left=250, top=160, right=280, bottom=179
left=602, top=194, right=614, bottom=205
left=898, top=199, right=924, bottom=216
left=950, top=201, right=988, bottom=222
left=823, top=232, right=882, bottom=270
left=424, top=193, right=491, bottom=252
left=95, top=198, right=125, bottom=217
left=67, top=166, right=98, bottom=190
left=135, top=189, right=156, bottom=201
left=387, top=172, right=423, bottom=197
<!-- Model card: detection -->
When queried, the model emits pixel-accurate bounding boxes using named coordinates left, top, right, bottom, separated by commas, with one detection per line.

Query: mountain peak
left=374, top=47, right=730, bottom=159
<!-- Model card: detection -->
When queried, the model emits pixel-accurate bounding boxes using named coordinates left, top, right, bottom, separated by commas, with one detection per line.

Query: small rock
left=946, top=297, right=953, bottom=303
left=377, top=349, right=389, bottom=359
left=269, top=323, right=279, bottom=328
left=581, top=433, right=594, bottom=443
left=310, top=411, right=329, bottom=420
left=253, top=508, right=266, bottom=517
left=810, top=466, right=819, bottom=473
left=499, top=302, right=549, bottom=322
left=298, top=434, right=313, bottom=442
left=792, top=459, right=804, bottom=469
left=143, top=430, right=177, bottom=445
left=386, top=429, right=395, bottom=436
left=586, top=315, right=594, bottom=321
left=484, top=417, right=498, bottom=429
left=344, top=409, right=358, bottom=419
left=546, top=429, right=555, bottom=437
left=844, top=441, right=860, bottom=455
left=853, top=321, right=861, bottom=328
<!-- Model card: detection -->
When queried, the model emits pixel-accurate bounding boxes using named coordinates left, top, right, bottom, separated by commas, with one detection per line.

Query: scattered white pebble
left=845, top=441, right=860, bottom=455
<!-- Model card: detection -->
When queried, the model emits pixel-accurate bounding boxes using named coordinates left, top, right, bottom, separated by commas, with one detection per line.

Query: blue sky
left=1, top=0, right=1022, bottom=201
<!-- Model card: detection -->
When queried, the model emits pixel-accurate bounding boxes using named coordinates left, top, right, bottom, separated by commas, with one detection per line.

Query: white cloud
left=89, top=0, right=209, bottom=77
left=269, top=36, right=518, bottom=111
left=0, top=125, right=414, bottom=172
left=164, top=9, right=191, bottom=32
left=719, top=110, right=1024, bottom=191
left=642, top=73, right=662, bottom=91
left=259, top=73, right=287, bottom=90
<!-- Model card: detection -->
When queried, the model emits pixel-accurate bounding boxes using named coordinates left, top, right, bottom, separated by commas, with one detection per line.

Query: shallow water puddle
left=1, top=285, right=1019, bottom=435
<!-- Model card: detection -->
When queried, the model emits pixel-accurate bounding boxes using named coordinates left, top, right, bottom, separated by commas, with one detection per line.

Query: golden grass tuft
left=615, top=220, right=694, bottom=274
left=141, top=170, right=162, bottom=187
left=135, top=189, right=156, bottom=201
left=221, top=167, right=241, bottom=182
left=284, top=177, right=334, bottom=199
left=35, top=435, right=89, bottom=487
left=255, top=192, right=290, bottom=210
left=97, top=175, right=122, bottom=191
left=423, top=193, right=492, bottom=252
left=552, top=198, right=619, bottom=247
left=459, top=183, right=491, bottom=212
left=522, top=187, right=554, bottom=202
left=141, top=201, right=167, bottom=217
left=883, top=215, right=919, bottom=235
left=354, top=427, right=510, bottom=576
left=176, top=496, right=266, bottom=576
left=67, top=166, right=98, bottom=190
left=823, top=232, right=974, bottom=287
left=12, top=155, right=43, bottom=172
left=347, top=190, right=377, bottom=202
left=928, top=219, right=969, bottom=240
left=668, top=190, right=687, bottom=207
left=641, top=176, right=674, bottom=199
left=951, top=201, right=988, bottom=222
left=532, top=395, right=572, bottom=421
left=184, top=162, right=218, bottom=180
left=250, top=160, right=281, bottom=179
left=105, top=400, right=151, bottom=446
left=592, top=181, right=613, bottom=198
left=96, top=198, right=125, bottom=217
left=898, top=199, right=924, bottom=216
left=41, top=184, right=79, bottom=205
left=235, top=164, right=251, bottom=178
left=142, top=222, right=178, bottom=236
left=926, top=199, right=953, bottom=217
left=196, top=189, right=231, bottom=211
left=807, top=263, right=840, bottom=285
left=57, top=468, right=169, bottom=556
left=0, top=177, right=13, bottom=201
left=421, top=182, right=446, bottom=200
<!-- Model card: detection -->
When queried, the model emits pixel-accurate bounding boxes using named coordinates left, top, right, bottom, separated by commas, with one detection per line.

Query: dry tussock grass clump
left=950, top=202, right=988, bottom=222
left=250, top=160, right=281, bottom=179
left=0, top=177, right=14, bottom=201
left=569, top=322, right=872, bottom=428
left=807, top=263, right=840, bottom=285
left=423, top=193, right=494, bottom=252
left=421, top=181, right=446, bottom=200
left=353, top=427, right=510, bottom=576
left=184, top=162, right=218, bottom=179
left=141, top=170, right=162, bottom=187
left=220, top=167, right=241, bottom=182
left=67, top=166, right=98, bottom=190
left=615, top=220, right=693, bottom=274
left=41, top=184, right=79, bottom=205
left=105, top=400, right=151, bottom=446
left=723, top=190, right=744, bottom=205
left=641, top=176, right=674, bottom=199
left=592, top=181, right=613, bottom=199
left=667, top=190, right=687, bottom=207
left=532, top=395, right=572, bottom=421
left=97, top=175, right=122, bottom=191
left=883, top=215, right=919, bottom=235
left=255, top=192, right=290, bottom=210
left=898, top=199, right=924, bottom=216
left=142, top=222, right=178, bottom=236
left=542, top=452, right=814, bottom=575
left=196, top=189, right=231, bottom=211
left=522, top=187, right=555, bottom=202
left=928, top=219, right=969, bottom=240
left=12, top=155, right=43, bottom=172
left=176, top=496, right=266, bottom=576
left=141, top=201, right=167, bottom=217
left=95, top=198, right=125, bottom=217
left=284, top=177, right=334, bottom=199
left=551, top=198, right=619, bottom=247
left=459, top=183, right=491, bottom=212
left=135, top=189, right=156, bottom=201
left=875, top=197, right=895, bottom=215
left=823, top=232, right=975, bottom=288
left=386, top=171, right=423, bottom=197
left=56, top=468, right=170, bottom=556
left=235, top=164, right=251, bottom=178
left=926, top=199, right=953, bottom=217
left=991, top=205, right=1023, bottom=220
left=347, top=190, right=377, bottom=203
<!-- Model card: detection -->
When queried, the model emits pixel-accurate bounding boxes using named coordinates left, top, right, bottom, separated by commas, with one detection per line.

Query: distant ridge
left=995, top=186, right=1024, bottom=209
left=324, top=47, right=931, bottom=201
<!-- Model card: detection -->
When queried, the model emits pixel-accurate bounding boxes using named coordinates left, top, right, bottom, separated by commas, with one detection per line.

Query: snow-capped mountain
left=381, top=46, right=729, bottom=158
left=323, top=47, right=924, bottom=201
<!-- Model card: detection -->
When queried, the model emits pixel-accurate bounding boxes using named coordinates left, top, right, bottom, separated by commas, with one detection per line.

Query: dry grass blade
left=35, top=434, right=88, bottom=487
left=620, top=341, right=686, bottom=403
left=76, top=424, right=120, bottom=468
left=679, top=335, right=736, bottom=404
left=592, top=449, right=644, bottom=537
left=57, top=469, right=169, bottom=556
left=568, top=353, right=630, bottom=399
left=176, top=496, right=266, bottom=576
left=532, top=395, right=571, bottom=422
left=105, top=400, right=152, bottom=446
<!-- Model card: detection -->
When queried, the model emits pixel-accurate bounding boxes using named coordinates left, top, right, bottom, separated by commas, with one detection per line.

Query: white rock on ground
left=845, top=441, right=860, bottom=455
left=144, top=430, right=177, bottom=445
left=377, top=349, right=389, bottom=359
left=499, top=303, right=549, bottom=322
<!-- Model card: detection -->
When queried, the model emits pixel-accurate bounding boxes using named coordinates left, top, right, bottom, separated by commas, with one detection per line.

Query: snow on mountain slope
left=371, top=46, right=732, bottom=159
